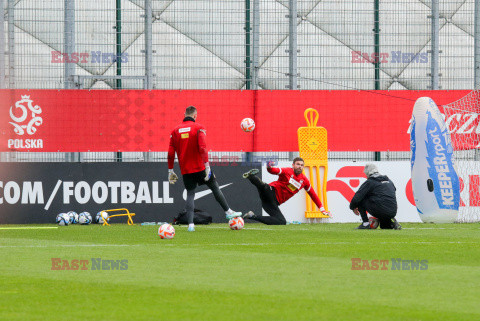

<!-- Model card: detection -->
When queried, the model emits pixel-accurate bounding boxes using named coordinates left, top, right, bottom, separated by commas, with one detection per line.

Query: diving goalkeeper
left=242, top=157, right=330, bottom=225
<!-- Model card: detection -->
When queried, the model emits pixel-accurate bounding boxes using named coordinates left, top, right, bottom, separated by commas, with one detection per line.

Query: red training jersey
left=168, top=118, right=209, bottom=175
left=268, top=166, right=323, bottom=208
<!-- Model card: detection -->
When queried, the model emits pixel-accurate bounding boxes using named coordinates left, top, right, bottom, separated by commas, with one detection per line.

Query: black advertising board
left=0, top=163, right=262, bottom=224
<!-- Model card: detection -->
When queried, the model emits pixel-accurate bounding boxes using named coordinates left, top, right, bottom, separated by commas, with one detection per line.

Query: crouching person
left=350, top=163, right=401, bottom=230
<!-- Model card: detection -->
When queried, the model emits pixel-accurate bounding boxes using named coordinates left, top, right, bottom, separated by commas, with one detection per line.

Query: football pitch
left=1, top=223, right=479, bottom=321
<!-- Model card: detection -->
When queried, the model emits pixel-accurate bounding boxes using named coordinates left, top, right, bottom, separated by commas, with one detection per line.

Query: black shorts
left=183, top=170, right=216, bottom=190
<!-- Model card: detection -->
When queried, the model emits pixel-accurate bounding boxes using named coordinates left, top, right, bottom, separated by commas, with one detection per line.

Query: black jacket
left=350, top=174, right=397, bottom=215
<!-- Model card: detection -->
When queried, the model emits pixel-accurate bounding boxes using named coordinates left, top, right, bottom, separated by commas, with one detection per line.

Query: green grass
left=0, top=223, right=479, bottom=321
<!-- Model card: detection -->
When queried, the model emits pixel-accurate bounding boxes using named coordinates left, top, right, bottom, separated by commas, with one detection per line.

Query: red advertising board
left=0, top=89, right=474, bottom=152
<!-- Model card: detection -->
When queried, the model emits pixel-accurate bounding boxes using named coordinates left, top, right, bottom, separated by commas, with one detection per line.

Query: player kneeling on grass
left=350, top=163, right=401, bottom=230
left=242, top=157, right=330, bottom=225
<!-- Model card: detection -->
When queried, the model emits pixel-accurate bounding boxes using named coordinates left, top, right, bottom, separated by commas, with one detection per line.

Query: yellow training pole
left=297, top=108, right=329, bottom=219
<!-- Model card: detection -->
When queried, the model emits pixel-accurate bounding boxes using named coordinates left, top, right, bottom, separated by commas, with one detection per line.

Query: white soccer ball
left=67, top=211, right=79, bottom=224
left=56, top=213, right=70, bottom=226
left=96, top=211, right=110, bottom=224
left=78, top=212, right=92, bottom=225
left=158, top=223, right=175, bottom=239
left=229, top=217, right=244, bottom=230
left=240, top=118, right=255, bottom=132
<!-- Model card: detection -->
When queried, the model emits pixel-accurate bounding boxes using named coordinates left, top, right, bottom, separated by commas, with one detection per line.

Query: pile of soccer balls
left=55, top=211, right=109, bottom=226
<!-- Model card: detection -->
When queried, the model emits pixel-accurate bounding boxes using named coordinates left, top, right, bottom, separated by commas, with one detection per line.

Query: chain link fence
left=0, top=150, right=413, bottom=162
left=0, top=0, right=478, bottom=162
left=2, top=0, right=478, bottom=90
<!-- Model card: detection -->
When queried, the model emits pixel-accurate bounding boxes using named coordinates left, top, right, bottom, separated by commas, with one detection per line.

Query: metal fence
left=0, top=0, right=478, bottom=162
left=2, top=0, right=479, bottom=91
left=0, top=150, right=414, bottom=163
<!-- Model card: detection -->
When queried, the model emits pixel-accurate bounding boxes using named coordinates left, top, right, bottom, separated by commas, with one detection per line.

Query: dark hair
left=185, top=106, right=197, bottom=116
left=292, top=157, right=304, bottom=164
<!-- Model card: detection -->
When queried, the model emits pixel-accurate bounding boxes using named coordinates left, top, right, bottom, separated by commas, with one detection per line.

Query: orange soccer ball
left=240, top=118, right=255, bottom=132
left=158, top=223, right=176, bottom=239
left=229, top=217, right=244, bottom=230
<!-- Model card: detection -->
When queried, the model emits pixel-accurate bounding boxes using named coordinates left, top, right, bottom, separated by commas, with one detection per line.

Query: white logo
left=288, top=176, right=302, bottom=190
left=9, top=95, right=43, bottom=136
left=182, top=183, right=232, bottom=201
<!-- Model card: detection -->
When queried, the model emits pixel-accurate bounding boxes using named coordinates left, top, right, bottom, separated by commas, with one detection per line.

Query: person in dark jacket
left=350, top=163, right=401, bottom=230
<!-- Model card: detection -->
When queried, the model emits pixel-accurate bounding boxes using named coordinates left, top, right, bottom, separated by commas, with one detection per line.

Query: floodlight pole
left=430, top=0, right=439, bottom=90
left=144, top=0, right=153, bottom=162
left=145, top=0, right=153, bottom=90
left=374, top=0, right=381, bottom=161
left=0, top=0, right=5, bottom=89
left=65, top=0, right=79, bottom=162
left=252, top=0, right=259, bottom=90
left=8, top=0, right=14, bottom=88
left=475, top=0, right=480, bottom=88
left=115, top=0, right=123, bottom=162
left=245, top=0, right=251, bottom=89
left=288, top=0, right=297, bottom=90
left=116, top=0, right=122, bottom=89
left=64, top=0, right=75, bottom=89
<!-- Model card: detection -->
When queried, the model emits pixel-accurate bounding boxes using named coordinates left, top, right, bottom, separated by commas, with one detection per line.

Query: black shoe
left=243, top=169, right=259, bottom=178
left=391, top=218, right=402, bottom=230
left=356, top=223, right=372, bottom=229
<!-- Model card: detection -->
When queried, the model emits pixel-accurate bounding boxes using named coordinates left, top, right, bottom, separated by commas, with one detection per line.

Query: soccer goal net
left=442, top=90, right=480, bottom=223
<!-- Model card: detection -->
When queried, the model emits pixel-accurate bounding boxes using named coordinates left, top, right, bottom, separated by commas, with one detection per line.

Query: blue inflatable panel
left=410, top=97, right=460, bottom=223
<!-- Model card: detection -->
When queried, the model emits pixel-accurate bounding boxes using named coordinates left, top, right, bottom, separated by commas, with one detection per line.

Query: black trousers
left=357, top=197, right=396, bottom=229
left=182, top=170, right=230, bottom=224
left=247, top=175, right=286, bottom=225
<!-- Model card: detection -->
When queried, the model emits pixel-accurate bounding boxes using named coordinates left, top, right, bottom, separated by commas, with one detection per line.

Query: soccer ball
left=240, top=118, right=255, bottom=132
left=96, top=211, right=110, bottom=224
left=369, top=216, right=379, bottom=229
left=158, top=223, right=175, bottom=239
left=229, top=217, right=244, bottom=230
left=78, top=212, right=92, bottom=225
left=67, top=211, right=79, bottom=224
left=56, top=213, right=70, bottom=226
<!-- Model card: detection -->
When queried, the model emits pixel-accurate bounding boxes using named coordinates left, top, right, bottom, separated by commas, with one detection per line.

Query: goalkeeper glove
left=204, top=163, right=212, bottom=181
left=266, top=161, right=276, bottom=168
left=168, top=169, right=178, bottom=184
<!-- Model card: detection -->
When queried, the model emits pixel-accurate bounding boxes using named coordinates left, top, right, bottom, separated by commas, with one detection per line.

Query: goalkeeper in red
left=242, top=157, right=330, bottom=225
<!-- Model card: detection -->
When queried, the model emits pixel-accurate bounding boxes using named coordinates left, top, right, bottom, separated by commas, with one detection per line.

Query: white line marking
left=402, top=228, right=454, bottom=230
left=0, top=241, right=474, bottom=249
left=161, top=241, right=477, bottom=247
left=44, top=180, right=62, bottom=210
left=0, top=226, right=58, bottom=230
left=0, top=244, right=141, bottom=248
left=201, top=226, right=275, bottom=231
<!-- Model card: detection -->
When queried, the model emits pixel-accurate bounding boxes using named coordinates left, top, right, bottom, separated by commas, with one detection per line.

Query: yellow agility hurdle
left=101, top=208, right=136, bottom=226
left=297, top=108, right=330, bottom=220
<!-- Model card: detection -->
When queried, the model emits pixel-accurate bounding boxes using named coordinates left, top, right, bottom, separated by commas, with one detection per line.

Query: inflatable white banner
left=410, top=97, right=460, bottom=223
